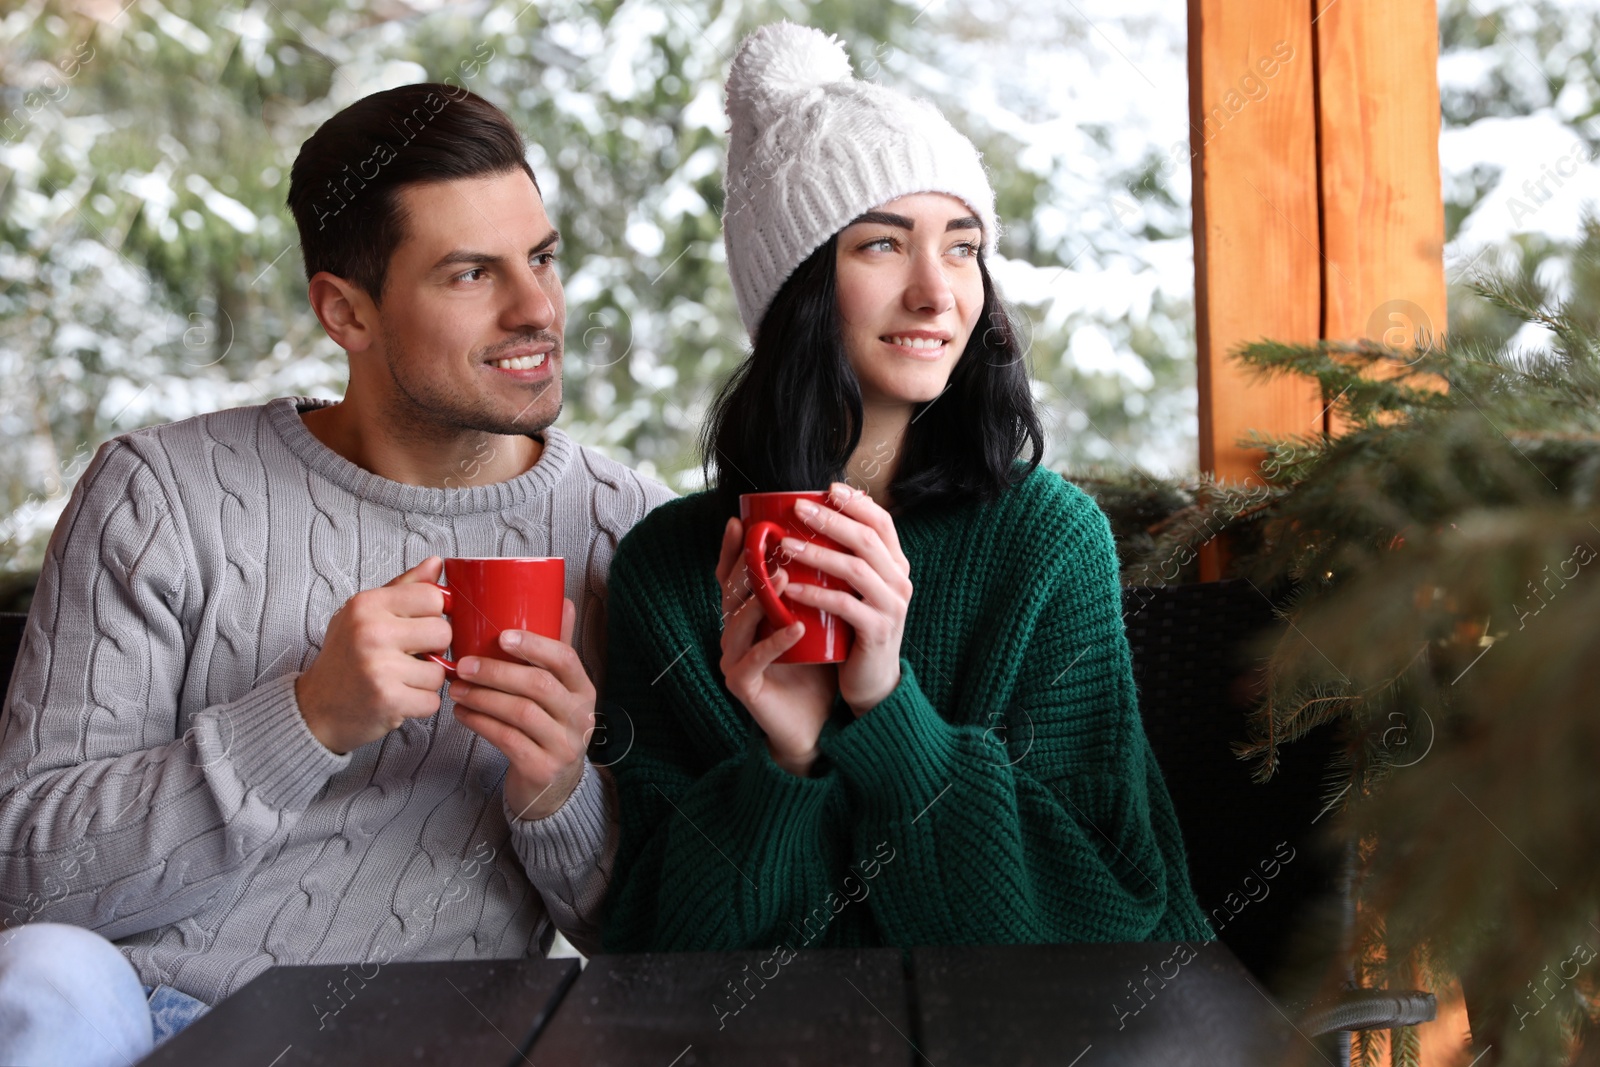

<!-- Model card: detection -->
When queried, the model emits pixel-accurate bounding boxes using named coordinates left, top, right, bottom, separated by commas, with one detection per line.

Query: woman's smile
left=879, top=330, right=953, bottom=358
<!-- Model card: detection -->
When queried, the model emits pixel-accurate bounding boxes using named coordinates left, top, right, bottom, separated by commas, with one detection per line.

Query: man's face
left=370, top=169, right=566, bottom=437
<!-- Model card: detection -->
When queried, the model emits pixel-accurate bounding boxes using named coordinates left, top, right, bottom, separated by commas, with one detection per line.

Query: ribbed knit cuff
left=196, top=673, right=350, bottom=813
left=505, top=757, right=610, bottom=872
left=820, top=660, right=958, bottom=818
left=730, top=733, right=836, bottom=834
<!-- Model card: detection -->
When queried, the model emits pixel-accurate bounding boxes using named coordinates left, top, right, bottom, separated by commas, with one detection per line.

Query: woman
left=599, top=22, right=1210, bottom=952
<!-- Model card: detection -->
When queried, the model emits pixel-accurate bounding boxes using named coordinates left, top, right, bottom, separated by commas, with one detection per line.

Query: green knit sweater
left=600, top=465, right=1212, bottom=951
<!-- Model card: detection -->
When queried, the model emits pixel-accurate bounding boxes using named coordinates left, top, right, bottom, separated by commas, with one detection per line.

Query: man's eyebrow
left=430, top=230, right=561, bottom=272
left=945, top=216, right=981, bottom=231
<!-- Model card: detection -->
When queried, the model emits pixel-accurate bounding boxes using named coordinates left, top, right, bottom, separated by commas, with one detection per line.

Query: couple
left=0, top=22, right=1207, bottom=1065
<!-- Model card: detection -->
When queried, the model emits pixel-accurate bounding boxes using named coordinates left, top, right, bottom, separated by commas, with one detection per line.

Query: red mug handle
left=743, top=520, right=798, bottom=630
left=423, top=583, right=458, bottom=674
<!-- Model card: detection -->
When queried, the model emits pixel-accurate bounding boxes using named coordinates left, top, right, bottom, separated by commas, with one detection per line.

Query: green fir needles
left=1080, top=237, right=1600, bottom=1065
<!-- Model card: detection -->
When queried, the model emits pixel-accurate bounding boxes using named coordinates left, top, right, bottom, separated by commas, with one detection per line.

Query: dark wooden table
left=138, top=942, right=1305, bottom=1066
left=914, top=941, right=1300, bottom=1067
left=532, top=948, right=908, bottom=1066
left=135, top=957, right=578, bottom=1067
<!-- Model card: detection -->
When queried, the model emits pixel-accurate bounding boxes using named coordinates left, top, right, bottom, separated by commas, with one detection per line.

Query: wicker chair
left=1123, top=581, right=1435, bottom=1058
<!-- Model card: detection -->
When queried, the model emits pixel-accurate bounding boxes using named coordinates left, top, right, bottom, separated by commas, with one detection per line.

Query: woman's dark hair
left=286, top=83, right=537, bottom=304
left=702, top=236, right=1044, bottom=514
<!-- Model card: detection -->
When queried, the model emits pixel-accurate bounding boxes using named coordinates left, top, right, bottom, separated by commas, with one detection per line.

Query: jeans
left=0, top=922, right=210, bottom=1066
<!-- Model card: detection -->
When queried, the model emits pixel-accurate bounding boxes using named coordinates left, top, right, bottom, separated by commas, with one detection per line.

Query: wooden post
left=1187, top=3, right=1455, bottom=1055
left=1188, top=0, right=1325, bottom=491
left=1187, top=0, right=1447, bottom=570
left=1318, top=5, right=1460, bottom=1063
left=1316, top=0, right=1449, bottom=418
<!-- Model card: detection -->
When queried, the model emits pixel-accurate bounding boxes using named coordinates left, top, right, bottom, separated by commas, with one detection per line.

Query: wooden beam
left=1188, top=0, right=1325, bottom=487
left=1314, top=5, right=1456, bottom=1061
left=1188, top=0, right=1447, bottom=579
left=1187, top=1, right=1455, bottom=1055
left=1316, top=0, right=1449, bottom=429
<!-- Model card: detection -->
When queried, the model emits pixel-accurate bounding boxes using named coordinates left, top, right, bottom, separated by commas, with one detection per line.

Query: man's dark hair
left=287, top=82, right=537, bottom=304
left=701, top=236, right=1044, bottom=515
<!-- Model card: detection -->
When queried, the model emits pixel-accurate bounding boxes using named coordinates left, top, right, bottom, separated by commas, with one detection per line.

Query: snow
left=1440, top=1, right=1600, bottom=268
left=14, top=0, right=1600, bottom=575
left=1442, top=111, right=1600, bottom=250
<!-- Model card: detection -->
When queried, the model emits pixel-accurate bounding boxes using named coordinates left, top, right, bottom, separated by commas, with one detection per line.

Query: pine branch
left=1079, top=240, right=1600, bottom=1063
left=1390, top=1024, right=1421, bottom=1067
left=1355, top=1028, right=1380, bottom=1067
left=1177, top=246, right=1600, bottom=1063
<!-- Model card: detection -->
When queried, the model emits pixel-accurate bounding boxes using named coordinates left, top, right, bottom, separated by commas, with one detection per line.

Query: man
left=0, top=82, right=672, bottom=1065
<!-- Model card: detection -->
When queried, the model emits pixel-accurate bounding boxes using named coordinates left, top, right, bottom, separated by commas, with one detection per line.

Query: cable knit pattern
left=601, top=466, right=1212, bottom=951
left=721, top=22, right=999, bottom=338
left=0, top=398, right=674, bottom=1003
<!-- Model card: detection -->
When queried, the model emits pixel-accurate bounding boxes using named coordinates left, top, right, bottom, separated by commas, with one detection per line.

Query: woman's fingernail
left=781, top=536, right=807, bottom=554
left=458, top=658, right=479, bottom=678
left=795, top=500, right=817, bottom=516
left=500, top=630, right=522, bottom=649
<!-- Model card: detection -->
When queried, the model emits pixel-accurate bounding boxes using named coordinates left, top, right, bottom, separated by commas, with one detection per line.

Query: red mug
left=424, top=557, right=564, bottom=675
left=740, top=491, right=854, bottom=665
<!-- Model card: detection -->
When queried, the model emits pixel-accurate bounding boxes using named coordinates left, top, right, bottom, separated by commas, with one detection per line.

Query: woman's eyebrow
left=844, top=211, right=981, bottom=232
left=848, top=210, right=914, bottom=229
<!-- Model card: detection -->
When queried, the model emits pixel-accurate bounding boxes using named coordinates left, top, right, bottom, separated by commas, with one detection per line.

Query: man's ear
left=308, top=271, right=379, bottom=353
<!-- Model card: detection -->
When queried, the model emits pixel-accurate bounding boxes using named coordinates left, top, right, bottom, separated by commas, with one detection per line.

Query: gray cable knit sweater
left=0, top=397, right=674, bottom=1005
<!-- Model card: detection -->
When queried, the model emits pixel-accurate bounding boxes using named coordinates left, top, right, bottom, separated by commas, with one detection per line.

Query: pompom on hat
left=722, top=22, right=999, bottom=339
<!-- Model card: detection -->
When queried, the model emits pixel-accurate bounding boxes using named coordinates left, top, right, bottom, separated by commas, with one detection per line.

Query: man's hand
left=295, top=557, right=453, bottom=755
left=447, top=598, right=597, bottom=822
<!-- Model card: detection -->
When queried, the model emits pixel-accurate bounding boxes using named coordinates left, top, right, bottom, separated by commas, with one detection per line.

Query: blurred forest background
left=1, top=0, right=1597, bottom=593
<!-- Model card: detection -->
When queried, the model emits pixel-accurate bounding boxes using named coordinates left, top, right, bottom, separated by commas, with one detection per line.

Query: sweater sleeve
left=0, top=441, right=350, bottom=940
left=599, top=521, right=858, bottom=953
left=502, top=756, right=615, bottom=957
left=817, top=497, right=1214, bottom=946
left=504, top=453, right=676, bottom=957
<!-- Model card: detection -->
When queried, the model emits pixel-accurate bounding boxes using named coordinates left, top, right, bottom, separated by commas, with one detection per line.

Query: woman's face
left=834, top=192, right=986, bottom=410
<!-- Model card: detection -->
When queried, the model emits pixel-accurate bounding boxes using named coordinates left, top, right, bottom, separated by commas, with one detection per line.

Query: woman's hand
left=780, top=483, right=912, bottom=716
left=716, top=516, right=838, bottom=776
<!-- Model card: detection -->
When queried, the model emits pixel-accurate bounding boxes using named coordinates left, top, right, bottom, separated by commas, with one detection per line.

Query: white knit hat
left=722, top=22, right=999, bottom=339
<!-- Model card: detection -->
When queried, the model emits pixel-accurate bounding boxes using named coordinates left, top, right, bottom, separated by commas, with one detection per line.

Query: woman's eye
left=862, top=236, right=897, bottom=252
left=950, top=241, right=979, bottom=258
